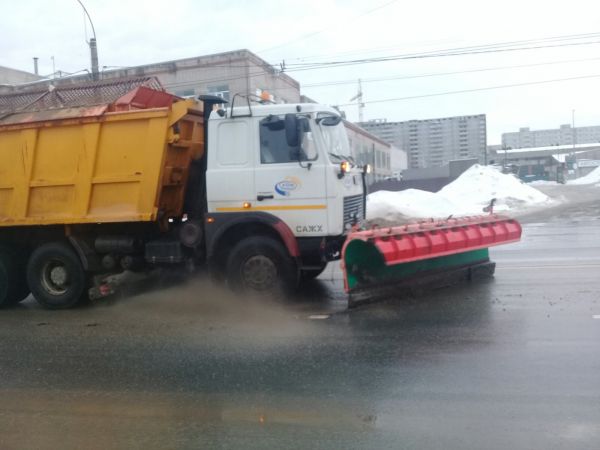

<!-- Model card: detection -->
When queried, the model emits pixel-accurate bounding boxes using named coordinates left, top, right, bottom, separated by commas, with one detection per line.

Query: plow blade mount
left=342, top=215, right=522, bottom=307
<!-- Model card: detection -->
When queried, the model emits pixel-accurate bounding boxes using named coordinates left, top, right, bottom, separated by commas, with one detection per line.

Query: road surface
left=0, top=188, right=598, bottom=449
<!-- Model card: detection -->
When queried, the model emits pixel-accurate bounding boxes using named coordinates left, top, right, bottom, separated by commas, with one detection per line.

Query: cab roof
left=209, top=103, right=340, bottom=120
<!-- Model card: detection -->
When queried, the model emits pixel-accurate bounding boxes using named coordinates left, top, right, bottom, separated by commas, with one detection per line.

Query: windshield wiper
left=329, top=152, right=356, bottom=164
left=329, top=153, right=346, bottom=162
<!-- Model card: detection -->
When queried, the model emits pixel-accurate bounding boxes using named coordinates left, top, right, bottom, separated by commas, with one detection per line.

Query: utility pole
left=349, top=79, right=365, bottom=123
left=77, top=0, right=99, bottom=80
left=90, top=38, right=99, bottom=80
left=572, top=109, right=577, bottom=175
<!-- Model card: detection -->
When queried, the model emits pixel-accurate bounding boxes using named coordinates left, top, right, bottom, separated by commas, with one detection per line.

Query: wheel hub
left=50, top=266, right=68, bottom=286
left=241, top=255, right=278, bottom=291
left=41, top=261, right=69, bottom=295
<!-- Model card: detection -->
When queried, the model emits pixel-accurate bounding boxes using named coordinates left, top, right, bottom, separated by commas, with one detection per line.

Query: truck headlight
left=338, top=161, right=350, bottom=179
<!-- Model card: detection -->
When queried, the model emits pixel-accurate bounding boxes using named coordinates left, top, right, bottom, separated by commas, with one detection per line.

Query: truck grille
left=343, top=194, right=365, bottom=228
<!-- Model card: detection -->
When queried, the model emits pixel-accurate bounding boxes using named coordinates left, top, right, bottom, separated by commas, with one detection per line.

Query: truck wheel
left=26, top=243, right=87, bottom=309
left=301, top=263, right=327, bottom=282
left=226, top=236, right=298, bottom=294
left=0, top=249, right=29, bottom=307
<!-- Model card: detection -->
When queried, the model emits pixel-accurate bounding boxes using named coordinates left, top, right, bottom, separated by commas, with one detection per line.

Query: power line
left=97, top=31, right=600, bottom=91
left=282, top=39, right=600, bottom=71
left=302, top=56, right=600, bottom=88
left=94, top=32, right=600, bottom=100
left=138, top=53, right=600, bottom=99
left=336, top=73, right=600, bottom=107
left=283, top=31, right=600, bottom=64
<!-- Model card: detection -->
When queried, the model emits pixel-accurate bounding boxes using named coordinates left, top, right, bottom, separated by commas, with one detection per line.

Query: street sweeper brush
left=342, top=214, right=522, bottom=306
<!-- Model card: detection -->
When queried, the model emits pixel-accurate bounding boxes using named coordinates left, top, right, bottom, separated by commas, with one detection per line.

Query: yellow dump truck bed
left=0, top=84, right=203, bottom=227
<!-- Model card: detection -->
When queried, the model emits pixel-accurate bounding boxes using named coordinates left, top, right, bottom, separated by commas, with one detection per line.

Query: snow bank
left=367, top=164, right=551, bottom=222
left=568, top=166, right=600, bottom=185
left=367, top=189, right=469, bottom=222
left=439, top=164, right=550, bottom=211
left=529, top=180, right=559, bottom=186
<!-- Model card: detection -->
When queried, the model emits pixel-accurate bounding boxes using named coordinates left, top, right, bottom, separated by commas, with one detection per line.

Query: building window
left=207, top=84, right=230, bottom=102
left=175, top=88, right=195, bottom=97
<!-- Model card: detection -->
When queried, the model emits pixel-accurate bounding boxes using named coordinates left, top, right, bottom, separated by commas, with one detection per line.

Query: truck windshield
left=317, top=117, right=353, bottom=164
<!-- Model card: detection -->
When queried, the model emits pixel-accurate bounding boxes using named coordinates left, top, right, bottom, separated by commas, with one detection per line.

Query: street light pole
left=572, top=109, right=577, bottom=176
left=76, top=0, right=99, bottom=80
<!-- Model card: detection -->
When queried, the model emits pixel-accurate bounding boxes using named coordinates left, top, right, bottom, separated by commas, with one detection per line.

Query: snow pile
left=367, top=164, right=551, bottom=222
left=529, top=180, right=559, bottom=186
left=367, top=189, right=469, bottom=222
left=568, top=166, right=600, bottom=185
left=439, top=164, right=550, bottom=211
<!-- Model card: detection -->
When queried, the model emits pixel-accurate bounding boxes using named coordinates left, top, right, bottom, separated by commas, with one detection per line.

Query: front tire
left=226, top=236, right=298, bottom=294
left=26, top=242, right=87, bottom=309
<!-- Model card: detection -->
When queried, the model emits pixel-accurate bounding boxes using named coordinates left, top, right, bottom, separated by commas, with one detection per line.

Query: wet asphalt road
left=1, top=190, right=599, bottom=449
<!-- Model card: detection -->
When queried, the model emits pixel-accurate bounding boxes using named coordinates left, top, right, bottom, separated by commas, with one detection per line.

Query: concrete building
left=1, top=50, right=301, bottom=104
left=0, top=65, right=42, bottom=85
left=360, top=114, right=487, bottom=169
left=502, top=124, right=600, bottom=149
left=344, top=121, right=395, bottom=182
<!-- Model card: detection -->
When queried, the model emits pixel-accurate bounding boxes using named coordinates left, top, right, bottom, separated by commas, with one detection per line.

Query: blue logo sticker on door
left=275, top=176, right=302, bottom=196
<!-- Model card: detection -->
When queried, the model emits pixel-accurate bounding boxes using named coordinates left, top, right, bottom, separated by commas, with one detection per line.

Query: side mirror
left=285, top=113, right=300, bottom=147
left=318, top=115, right=342, bottom=126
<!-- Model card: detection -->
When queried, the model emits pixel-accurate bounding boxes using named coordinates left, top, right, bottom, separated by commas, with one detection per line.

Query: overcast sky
left=2, top=0, right=600, bottom=143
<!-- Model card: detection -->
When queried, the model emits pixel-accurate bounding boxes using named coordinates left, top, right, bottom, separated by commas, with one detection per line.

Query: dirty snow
left=568, top=166, right=600, bottom=185
left=367, top=189, right=468, bottom=222
left=439, top=164, right=550, bottom=210
left=529, top=180, right=560, bottom=186
left=367, top=164, right=552, bottom=222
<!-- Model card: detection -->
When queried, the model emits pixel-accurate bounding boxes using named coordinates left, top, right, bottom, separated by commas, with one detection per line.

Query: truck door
left=253, top=115, right=329, bottom=237
left=206, top=119, right=255, bottom=212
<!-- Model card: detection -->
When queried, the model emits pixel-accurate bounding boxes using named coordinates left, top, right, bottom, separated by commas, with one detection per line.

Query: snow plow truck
left=0, top=78, right=521, bottom=309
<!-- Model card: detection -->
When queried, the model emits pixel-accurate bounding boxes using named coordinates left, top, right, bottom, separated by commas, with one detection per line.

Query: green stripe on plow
left=344, top=239, right=489, bottom=291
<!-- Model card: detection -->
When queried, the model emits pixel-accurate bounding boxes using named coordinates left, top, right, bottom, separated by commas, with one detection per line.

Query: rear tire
left=27, top=242, right=87, bottom=310
left=226, top=236, right=298, bottom=294
left=300, top=263, right=327, bottom=281
left=0, top=248, right=30, bottom=308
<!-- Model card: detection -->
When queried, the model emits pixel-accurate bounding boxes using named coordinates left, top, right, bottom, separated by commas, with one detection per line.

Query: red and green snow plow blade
left=342, top=214, right=522, bottom=307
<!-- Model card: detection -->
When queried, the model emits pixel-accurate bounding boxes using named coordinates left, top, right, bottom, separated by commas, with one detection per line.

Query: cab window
left=259, top=115, right=317, bottom=164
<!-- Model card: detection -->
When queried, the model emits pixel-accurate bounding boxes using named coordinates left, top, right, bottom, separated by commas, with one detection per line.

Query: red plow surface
left=342, top=215, right=522, bottom=296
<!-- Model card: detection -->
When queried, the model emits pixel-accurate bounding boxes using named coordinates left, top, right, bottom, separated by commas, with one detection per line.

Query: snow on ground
left=367, top=164, right=552, bottom=222
left=439, top=164, right=550, bottom=211
left=529, top=180, right=559, bottom=186
left=367, top=189, right=469, bottom=222
left=568, top=166, right=600, bottom=185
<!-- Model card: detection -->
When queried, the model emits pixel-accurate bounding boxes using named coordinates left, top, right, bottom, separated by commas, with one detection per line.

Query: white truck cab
left=203, top=102, right=367, bottom=286
left=206, top=103, right=365, bottom=237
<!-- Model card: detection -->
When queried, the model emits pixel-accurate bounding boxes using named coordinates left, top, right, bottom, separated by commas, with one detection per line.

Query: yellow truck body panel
left=0, top=99, right=203, bottom=227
